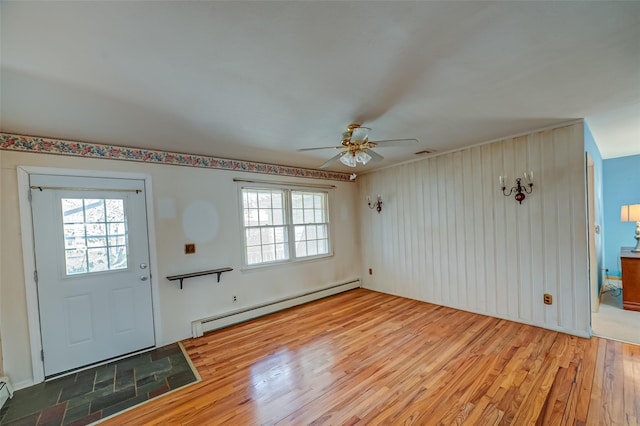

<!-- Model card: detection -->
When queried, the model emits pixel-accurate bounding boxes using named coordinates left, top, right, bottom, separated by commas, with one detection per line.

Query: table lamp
left=621, top=204, right=640, bottom=252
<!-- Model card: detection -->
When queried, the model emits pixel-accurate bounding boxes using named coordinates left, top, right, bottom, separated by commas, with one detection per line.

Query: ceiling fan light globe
left=339, top=153, right=357, bottom=167
left=356, top=151, right=372, bottom=165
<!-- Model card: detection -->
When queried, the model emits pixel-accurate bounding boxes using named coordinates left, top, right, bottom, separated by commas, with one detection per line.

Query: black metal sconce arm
left=502, top=177, right=533, bottom=204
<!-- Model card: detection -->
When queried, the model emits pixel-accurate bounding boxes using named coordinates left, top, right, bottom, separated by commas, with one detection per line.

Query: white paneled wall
left=359, top=123, right=589, bottom=336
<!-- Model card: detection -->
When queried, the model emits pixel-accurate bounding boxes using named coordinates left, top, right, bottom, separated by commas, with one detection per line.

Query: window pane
left=247, top=246, right=263, bottom=265
left=303, top=194, right=313, bottom=208
left=65, top=249, right=87, bottom=274
left=87, top=248, right=109, bottom=272
left=318, top=239, right=328, bottom=254
left=296, top=241, right=307, bottom=257
left=292, top=208, right=304, bottom=224
left=258, top=192, right=272, bottom=209
left=272, top=209, right=284, bottom=225
left=105, top=199, right=125, bottom=222
left=262, top=244, right=276, bottom=262
left=84, top=199, right=105, bottom=222
left=261, top=228, right=275, bottom=244
left=87, top=236, right=107, bottom=248
left=292, top=193, right=303, bottom=208
left=307, top=240, right=318, bottom=256
left=315, top=210, right=324, bottom=223
left=275, top=243, right=288, bottom=260
left=303, top=209, right=315, bottom=223
left=109, top=246, right=128, bottom=270
left=246, top=228, right=261, bottom=246
left=306, top=225, right=317, bottom=240
left=274, top=227, right=286, bottom=243
left=86, top=223, right=106, bottom=237
left=61, top=198, right=129, bottom=275
left=62, top=199, right=84, bottom=223
left=317, top=225, right=327, bottom=238
left=272, top=193, right=283, bottom=209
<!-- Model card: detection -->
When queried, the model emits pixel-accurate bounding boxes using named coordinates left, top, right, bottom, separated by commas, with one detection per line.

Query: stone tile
left=62, top=402, right=90, bottom=425
left=150, top=343, right=181, bottom=361
left=167, top=370, right=196, bottom=390
left=1, top=390, right=58, bottom=423
left=94, top=365, right=115, bottom=384
left=135, top=375, right=155, bottom=388
left=115, top=354, right=150, bottom=371
left=101, top=394, right=148, bottom=418
left=59, top=378, right=93, bottom=402
left=114, top=368, right=134, bottom=392
left=36, top=401, right=67, bottom=425
left=136, top=379, right=167, bottom=397
left=65, top=386, right=113, bottom=410
left=93, top=378, right=113, bottom=392
left=1, top=411, right=40, bottom=426
left=64, top=411, right=101, bottom=426
left=89, top=387, right=135, bottom=413
left=148, top=385, right=169, bottom=399
left=135, top=358, right=171, bottom=379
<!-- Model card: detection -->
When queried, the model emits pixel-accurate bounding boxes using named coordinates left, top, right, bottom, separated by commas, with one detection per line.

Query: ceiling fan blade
left=369, top=138, right=419, bottom=145
left=367, top=149, right=385, bottom=162
left=319, top=152, right=344, bottom=169
left=297, top=146, right=343, bottom=151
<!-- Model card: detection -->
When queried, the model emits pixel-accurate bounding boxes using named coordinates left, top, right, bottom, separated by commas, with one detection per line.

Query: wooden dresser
left=621, top=247, right=640, bottom=311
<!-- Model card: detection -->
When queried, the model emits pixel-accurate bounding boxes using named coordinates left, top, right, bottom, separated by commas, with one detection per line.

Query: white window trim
left=238, top=182, right=334, bottom=269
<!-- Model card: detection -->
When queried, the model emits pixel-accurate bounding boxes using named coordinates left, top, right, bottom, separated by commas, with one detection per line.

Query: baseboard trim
left=191, top=279, right=361, bottom=338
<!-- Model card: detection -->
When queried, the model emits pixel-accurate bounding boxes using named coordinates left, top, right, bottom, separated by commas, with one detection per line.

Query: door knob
left=140, top=263, right=148, bottom=269
left=140, top=276, right=148, bottom=281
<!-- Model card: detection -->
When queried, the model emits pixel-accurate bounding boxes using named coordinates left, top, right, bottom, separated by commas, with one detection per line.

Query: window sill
left=240, top=252, right=335, bottom=273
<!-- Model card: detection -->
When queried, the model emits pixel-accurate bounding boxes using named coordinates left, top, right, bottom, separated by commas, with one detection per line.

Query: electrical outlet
left=368, top=268, right=373, bottom=275
left=543, top=294, right=553, bottom=305
left=233, top=295, right=237, bottom=302
left=185, top=243, right=196, bottom=254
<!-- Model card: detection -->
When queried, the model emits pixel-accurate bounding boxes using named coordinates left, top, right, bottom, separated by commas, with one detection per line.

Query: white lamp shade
left=621, top=204, right=640, bottom=222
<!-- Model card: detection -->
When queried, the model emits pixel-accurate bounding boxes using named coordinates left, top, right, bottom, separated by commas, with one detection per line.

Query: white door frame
left=17, top=166, right=162, bottom=384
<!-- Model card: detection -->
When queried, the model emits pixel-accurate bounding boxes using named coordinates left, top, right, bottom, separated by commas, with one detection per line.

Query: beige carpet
left=592, top=284, right=640, bottom=345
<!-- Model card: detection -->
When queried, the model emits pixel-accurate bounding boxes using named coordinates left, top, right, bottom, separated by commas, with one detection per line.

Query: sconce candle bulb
left=500, top=171, right=534, bottom=204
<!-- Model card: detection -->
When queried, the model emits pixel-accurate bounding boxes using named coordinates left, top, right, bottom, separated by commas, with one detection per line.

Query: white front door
left=30, top=174, right=155, bottom=376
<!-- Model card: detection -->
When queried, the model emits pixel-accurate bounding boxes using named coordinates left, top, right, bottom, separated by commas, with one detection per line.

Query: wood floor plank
left=98, top=289, right=640, bottom=425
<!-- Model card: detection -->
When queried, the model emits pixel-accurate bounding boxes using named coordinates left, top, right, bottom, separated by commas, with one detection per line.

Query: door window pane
left=61, top=198, right=129, bottom=275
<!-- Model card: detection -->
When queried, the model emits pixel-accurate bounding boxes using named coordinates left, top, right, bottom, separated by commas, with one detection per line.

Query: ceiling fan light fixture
left=340, top=152, right=357, bottom=167
left=355, top=150, right=372, bottom=165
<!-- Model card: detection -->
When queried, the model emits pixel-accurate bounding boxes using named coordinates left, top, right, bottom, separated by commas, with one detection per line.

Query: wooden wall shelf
left=167, top=267, right=233, bottom=289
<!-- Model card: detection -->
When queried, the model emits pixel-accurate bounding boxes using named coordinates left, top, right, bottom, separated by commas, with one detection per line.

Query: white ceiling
left=1, top=1, right=639, bottom=171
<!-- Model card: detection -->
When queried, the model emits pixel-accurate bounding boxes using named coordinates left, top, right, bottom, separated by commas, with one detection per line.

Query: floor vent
left=191, top=279, right=361, bottom=338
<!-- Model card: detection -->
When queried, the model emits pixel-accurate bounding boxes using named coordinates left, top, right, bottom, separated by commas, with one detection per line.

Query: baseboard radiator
left=0, top=376, right=14, bottom=410
left=191, top=279, right=361, bottom=338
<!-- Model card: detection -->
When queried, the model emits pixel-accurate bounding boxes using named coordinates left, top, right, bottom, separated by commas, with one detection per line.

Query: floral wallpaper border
left=0, top=133, right=353, bottom=182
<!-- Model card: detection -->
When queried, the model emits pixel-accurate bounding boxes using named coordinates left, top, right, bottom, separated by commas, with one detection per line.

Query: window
left=62, top=198, right=129, bottom=275
left=241, top=187, right=330, bottom=266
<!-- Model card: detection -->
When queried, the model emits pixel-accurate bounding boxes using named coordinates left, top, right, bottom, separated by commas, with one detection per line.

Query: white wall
left=358, top=122, right=590, bottom=336
left=1, top=151, right=361, bottom=387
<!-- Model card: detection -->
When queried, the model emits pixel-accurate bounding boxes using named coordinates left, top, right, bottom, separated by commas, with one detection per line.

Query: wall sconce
left=367, top=194, right=383, bottom=213
left=621, top=204, right=640, bottom=252
left=500, top=172, right=533, bottom=204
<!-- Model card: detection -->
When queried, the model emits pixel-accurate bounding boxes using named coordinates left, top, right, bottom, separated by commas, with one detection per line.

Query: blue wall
left=584, top=122, right=604, bottom=290
left=603, top=153, right=640, bottom=276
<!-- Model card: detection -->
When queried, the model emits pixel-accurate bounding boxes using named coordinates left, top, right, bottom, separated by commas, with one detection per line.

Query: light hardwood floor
left=103, top=289, right=639, bottom=425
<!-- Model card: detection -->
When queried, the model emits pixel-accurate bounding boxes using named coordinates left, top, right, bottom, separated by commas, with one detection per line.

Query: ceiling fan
left=298, top=123, right=418, bottom=168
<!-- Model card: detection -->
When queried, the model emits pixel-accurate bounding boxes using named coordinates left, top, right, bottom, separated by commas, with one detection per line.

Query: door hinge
left=34, top=270, right=38, bottom=284
left=41, top=350, right=44, bottom=361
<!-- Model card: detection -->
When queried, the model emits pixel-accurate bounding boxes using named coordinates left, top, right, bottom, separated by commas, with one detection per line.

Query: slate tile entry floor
left=0, top=343, right=199, bottom=426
